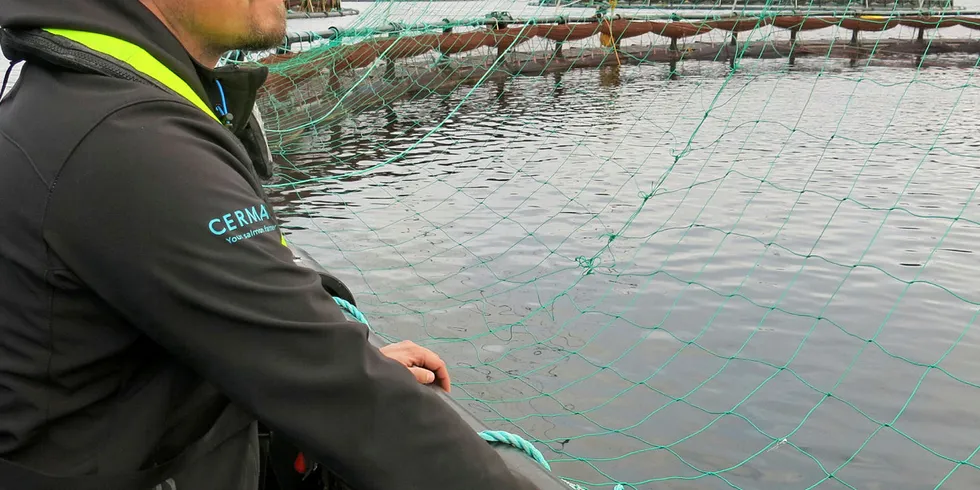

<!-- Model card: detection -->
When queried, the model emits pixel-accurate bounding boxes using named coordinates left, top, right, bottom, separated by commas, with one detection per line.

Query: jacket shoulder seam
left=0, top=126, right=49, bottom=187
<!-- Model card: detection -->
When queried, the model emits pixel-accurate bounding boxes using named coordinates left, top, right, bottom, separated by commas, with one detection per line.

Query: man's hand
left=379, top=340, right=451, bottom=393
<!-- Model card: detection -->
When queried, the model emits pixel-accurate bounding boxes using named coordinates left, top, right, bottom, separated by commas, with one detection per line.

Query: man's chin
left=235, top=26, right=288, bottom=53
left=235, top=8, right=288, bottom=53
left=238, top=36, right=285, bottom=53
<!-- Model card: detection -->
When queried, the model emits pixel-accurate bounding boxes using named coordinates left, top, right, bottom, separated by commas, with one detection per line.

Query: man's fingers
left=415, top=348, right=451, bottom=393
left=408, top=367, right=436, bottom=385
left=379, top=340, right=452, bottom=393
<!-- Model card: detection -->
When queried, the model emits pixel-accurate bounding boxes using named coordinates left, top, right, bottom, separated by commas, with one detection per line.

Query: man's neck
left=138, top=0, right=220, bottom=68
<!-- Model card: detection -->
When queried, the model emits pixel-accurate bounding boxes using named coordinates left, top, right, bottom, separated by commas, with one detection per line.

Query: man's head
left=140, top=0, right=286, bottom=66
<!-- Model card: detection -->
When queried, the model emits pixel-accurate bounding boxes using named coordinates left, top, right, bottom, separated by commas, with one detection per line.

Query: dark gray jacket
left=0, top=1, right=539, bottom=488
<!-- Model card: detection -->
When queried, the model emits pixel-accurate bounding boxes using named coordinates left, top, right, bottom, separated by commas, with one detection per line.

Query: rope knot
left=575, top=255, right=601, bottom=275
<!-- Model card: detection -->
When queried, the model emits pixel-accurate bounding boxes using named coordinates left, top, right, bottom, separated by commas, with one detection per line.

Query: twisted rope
left=478, top=430, right=625, bottom=490
left=478, top=430, right=552, bottom=470
left=333, top=296, right=369, bottom=326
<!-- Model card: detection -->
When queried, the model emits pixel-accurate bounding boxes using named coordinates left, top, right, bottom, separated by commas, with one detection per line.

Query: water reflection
left=552, top=71, right=565, bottom=98
left=493, top=78, right=509, bottom=109
left=598, top=64, right=621, bottom=87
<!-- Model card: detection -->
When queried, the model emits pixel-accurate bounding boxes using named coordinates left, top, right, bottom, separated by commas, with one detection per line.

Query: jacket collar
left=197, top=61, right=270, bottom=136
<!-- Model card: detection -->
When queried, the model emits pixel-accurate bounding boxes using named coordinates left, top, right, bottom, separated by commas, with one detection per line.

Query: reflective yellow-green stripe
left=42, top=28, right=291, bottom=248
left=42, top=28, right=220, bottom=123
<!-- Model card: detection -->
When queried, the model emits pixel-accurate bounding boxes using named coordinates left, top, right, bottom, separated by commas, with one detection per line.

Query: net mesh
left=241, top=2, right=980, bottom=488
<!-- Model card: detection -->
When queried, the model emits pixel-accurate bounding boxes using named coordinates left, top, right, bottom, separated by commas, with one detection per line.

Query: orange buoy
left=437, top=31, right=495, bottom=54
left=897, top=16, right=961, bottom=29
left=708, top=17, right=772, bottom=32
left=538, top=23, right=602, bottom=42
left=771, top=16, right=839, bottom=31
left=838, top=16, right=899, bottom=31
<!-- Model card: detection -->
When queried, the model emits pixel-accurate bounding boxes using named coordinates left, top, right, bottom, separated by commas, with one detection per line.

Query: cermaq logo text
left=207, top=204, right=277, bottom=244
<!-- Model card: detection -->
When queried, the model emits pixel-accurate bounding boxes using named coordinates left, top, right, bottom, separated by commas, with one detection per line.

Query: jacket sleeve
left=44, top=100, right=540, bottom=490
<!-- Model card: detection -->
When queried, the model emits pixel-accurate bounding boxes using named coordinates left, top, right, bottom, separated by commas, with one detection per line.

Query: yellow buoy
left=600, top=31, right=615, bottom=47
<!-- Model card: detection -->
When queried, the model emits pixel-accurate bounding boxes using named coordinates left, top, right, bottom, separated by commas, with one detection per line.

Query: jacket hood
left=0, top=0, right=271, bottom=137
left=0, top=0, right=209, bottom=105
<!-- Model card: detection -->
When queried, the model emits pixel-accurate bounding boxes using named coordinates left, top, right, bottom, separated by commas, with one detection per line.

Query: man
left=0, top=0, right=540, bottom=489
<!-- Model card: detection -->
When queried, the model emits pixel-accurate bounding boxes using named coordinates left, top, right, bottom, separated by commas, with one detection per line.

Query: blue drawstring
left=214, top=79, right=229, bottom=117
